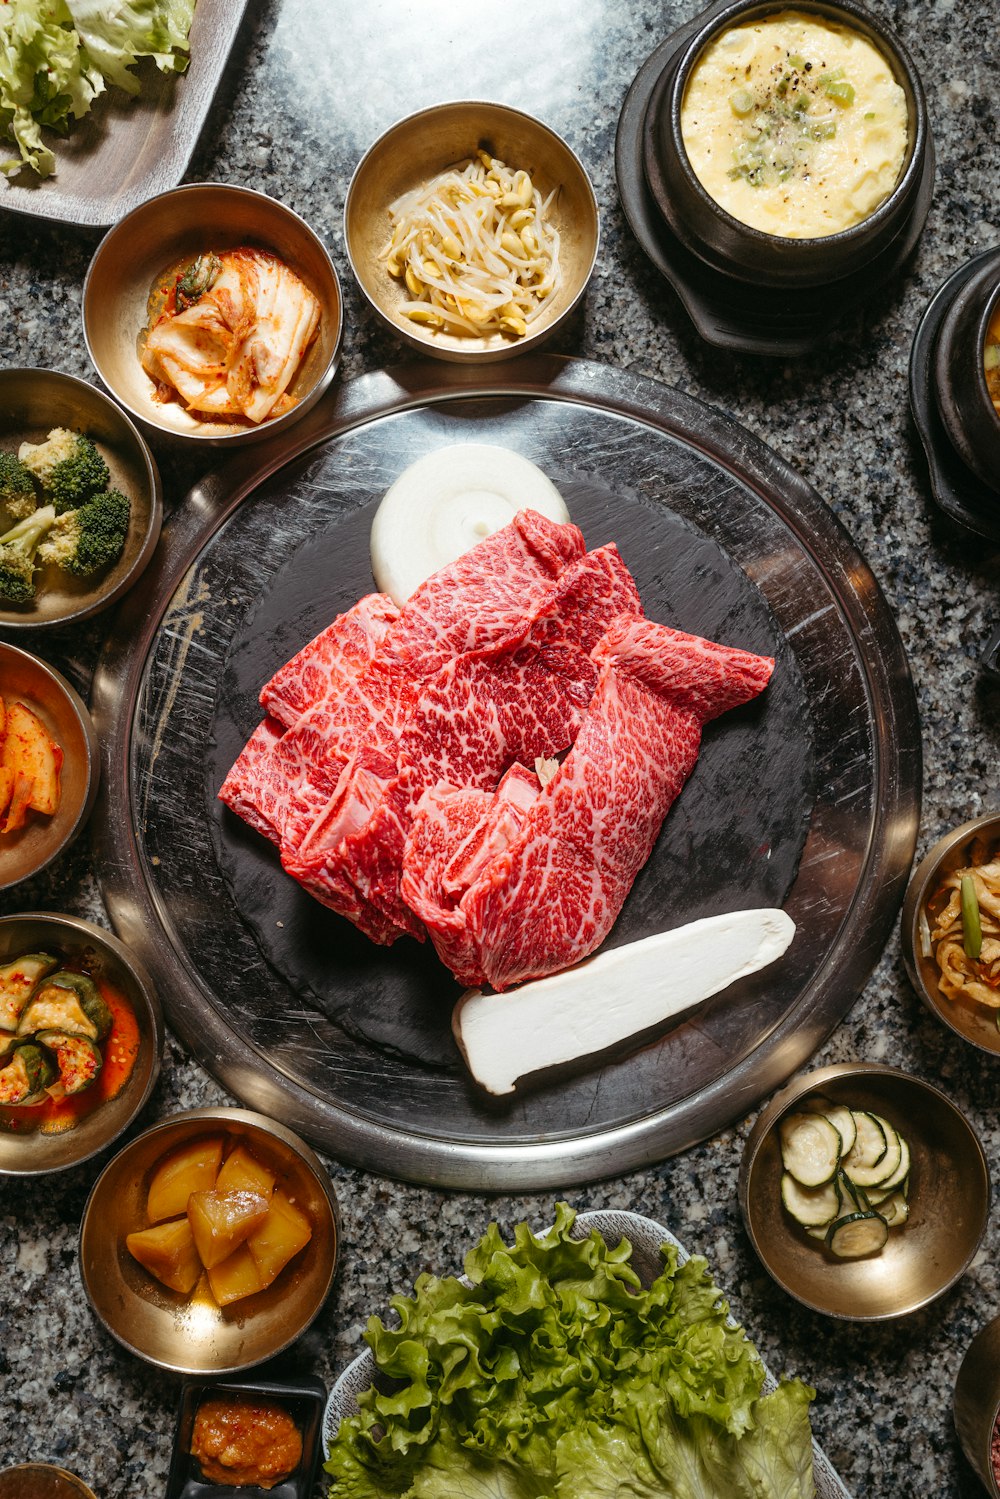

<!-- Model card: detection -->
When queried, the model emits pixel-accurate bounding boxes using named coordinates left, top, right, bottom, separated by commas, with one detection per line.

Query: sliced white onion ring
left=370, top=443, right=570, bottom=604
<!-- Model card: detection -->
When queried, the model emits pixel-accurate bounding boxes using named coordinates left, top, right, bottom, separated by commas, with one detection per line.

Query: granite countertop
left=0, top=1, right=998, bottom=1495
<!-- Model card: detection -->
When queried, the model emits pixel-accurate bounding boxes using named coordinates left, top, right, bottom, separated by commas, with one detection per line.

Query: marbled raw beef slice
left=219, top=593, right=400, bottom=840
left=333, top=542, right=642, bottom=932
left=453, top=618, right=775, bottom=989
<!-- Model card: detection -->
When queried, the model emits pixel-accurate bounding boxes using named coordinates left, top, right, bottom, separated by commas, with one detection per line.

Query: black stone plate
left=615, top=4, right=935, bottom=358
left=908, top=248, right=1000, bottom=544
left=91, top=357, right=920, bottom=1190
left=208, top=483, right=811, bottom=1070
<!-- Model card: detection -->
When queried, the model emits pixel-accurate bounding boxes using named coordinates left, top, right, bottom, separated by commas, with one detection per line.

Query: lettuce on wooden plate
left=0, top=0, right=194, bottom=177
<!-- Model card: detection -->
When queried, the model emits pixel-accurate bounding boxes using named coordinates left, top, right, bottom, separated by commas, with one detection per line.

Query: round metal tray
left=91, top=356, right=920, bottom=1189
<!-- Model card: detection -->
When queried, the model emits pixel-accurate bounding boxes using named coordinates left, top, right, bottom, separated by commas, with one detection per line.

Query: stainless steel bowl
left=80, top=1106, right=340, bottom=1375
left=83, top=182, right=343, bottom=445
left=0, top=367, right=161, bottom=629
left=0, top=912, right=163, bottom=1176
left=955, top=1314, right=1000, bottom=1498
left=0, top=1466, right=98, bottom=1499
left=901, top=811, right=1000, bottom=1056
left=0, top=643, right=99, bottom=891
left=345, top=100, right=599, bottom=362
left=739, top=1061, right=989, bottom=1319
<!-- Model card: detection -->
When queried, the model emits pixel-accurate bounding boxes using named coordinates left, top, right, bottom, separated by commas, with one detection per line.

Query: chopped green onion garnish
left=962, top=874, right=983, bottom=962
left=788, top=52, right=806, bottom=69
left=729, top=89, right=755, bottom=117
left=825, top=79, right=856, bottom=105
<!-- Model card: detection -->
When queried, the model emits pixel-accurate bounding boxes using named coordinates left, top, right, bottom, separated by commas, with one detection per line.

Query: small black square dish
left=165, top=1373, right=326, bottom=1499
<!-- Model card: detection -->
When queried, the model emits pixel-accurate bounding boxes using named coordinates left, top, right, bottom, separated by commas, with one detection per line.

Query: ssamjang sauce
left=190, top=1394, right=303, bottom=1489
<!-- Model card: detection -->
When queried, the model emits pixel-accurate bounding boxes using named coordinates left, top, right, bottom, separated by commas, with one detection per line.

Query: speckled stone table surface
left=0, top=2, right=998, bottom=1496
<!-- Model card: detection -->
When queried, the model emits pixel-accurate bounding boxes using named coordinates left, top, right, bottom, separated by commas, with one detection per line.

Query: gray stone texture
left=0, top=1, right=998, bottom=1496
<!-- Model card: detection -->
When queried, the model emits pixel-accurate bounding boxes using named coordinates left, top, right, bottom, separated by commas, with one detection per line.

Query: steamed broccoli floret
left=19, top=428, right=109, bottom=512
left=49, top=438, right=110, bottom=514
left=0, top=452, right=37, bottom=521
left=19, top=428, right=79, bottom=487
left=36, top=490, right=130, bottom=578
left=0, top=505, right=57, bottom=603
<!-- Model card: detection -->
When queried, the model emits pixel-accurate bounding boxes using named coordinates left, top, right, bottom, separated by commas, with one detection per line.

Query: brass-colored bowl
left=0, top=643, right=99, bottom=891
left=345, top=101, right=599, bottom=362
left=0, top=367, right=161, bottom=629
left=83, top=183, right=343, bottom=445
left=955, top=1313, right=1000, bottom=1498
left=0, top=1466, right=98, bottom=1499
left=80, top=1107, right=340, bottom=1374
left=901, top=811, right=1000, bottom=1055
left=739, top=1062, right=989, bottom=1320
left=0, top=913, right=163, bottom=1176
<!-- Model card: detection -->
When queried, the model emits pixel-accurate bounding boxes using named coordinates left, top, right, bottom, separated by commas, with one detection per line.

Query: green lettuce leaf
left=324, top=1205, right=816, bottom=1499
left=67, top=0, right=195, bottom=93
left=0, top=0, right=193, bottom=176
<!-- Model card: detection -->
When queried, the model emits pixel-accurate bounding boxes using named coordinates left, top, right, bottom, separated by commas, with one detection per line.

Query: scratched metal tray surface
left=0, top=0, right=250, bottom=228
left=91, top=357, right=920, bottom=1190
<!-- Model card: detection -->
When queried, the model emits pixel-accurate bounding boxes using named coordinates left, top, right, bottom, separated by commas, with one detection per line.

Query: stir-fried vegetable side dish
left=326, top=1204, right=817, bottom=1499
left=383, top=150, right=562, bottom=337
left=0, top=428, right=131, bottom=604
left=142, top=247, right=322, bottom=424
left=0, top=951, right=139, bottom=1129
left=0, top=0, right=196, bottom=179
left=779, top=1099, right=911, bottom=1259
left=927, top=838, right=1000, bottom=1009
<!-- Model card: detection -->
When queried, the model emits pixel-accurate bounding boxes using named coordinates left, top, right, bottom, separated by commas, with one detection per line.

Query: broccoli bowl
left=0, top=368, right=162, bottom=629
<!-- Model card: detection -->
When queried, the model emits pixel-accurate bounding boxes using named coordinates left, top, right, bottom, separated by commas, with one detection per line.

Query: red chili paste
left=191, top=1395, right=303, bottom=1489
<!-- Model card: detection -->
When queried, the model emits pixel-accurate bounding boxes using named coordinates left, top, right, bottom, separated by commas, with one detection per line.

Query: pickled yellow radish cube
left=146, top=1135, right=225, bottom=1223
left=247, top=1190, right=312, bottom=1288
left=215, top=1143, right=276, bottom=1201
left=187, top=1188, right=270, bottom=1270
left=206, top=1242, right=265, bottom=1306
left=126, top=1218, right=202, bottom=1295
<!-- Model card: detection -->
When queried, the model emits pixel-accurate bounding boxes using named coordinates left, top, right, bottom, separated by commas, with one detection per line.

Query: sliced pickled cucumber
left=779, top=1111, right=842, bottom=1187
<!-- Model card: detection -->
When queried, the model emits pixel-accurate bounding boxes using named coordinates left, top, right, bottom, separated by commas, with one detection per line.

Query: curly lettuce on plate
left=0, top=0, right=195, bottom=177
left=325, top=1203, right=816, bottom=1498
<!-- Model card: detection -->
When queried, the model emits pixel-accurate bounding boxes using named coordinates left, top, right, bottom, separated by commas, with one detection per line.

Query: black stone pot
left=643, top=0, right=932, bottom=290
left=934, top=251, right=1000, bottom=494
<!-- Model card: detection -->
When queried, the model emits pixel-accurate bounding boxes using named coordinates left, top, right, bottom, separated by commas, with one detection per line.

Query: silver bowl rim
left=0, top=365, right=163, bottom=630
left=900, top=809, right=1000, bottom=1055
left=343, top=98, right=600, bottom=363
left=0, top=642, right=100, bottom=891
left=739, top=1059, right=991, bottom=1321
left=78, top=1103, right=341, bottom=1374
left=82, top=180, right=345, bottom=446
left=0, top=910, right=164, bottom=1176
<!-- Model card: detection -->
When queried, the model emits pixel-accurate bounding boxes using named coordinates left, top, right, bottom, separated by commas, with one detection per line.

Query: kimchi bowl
left=83, top=183, right=343, bottom=446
